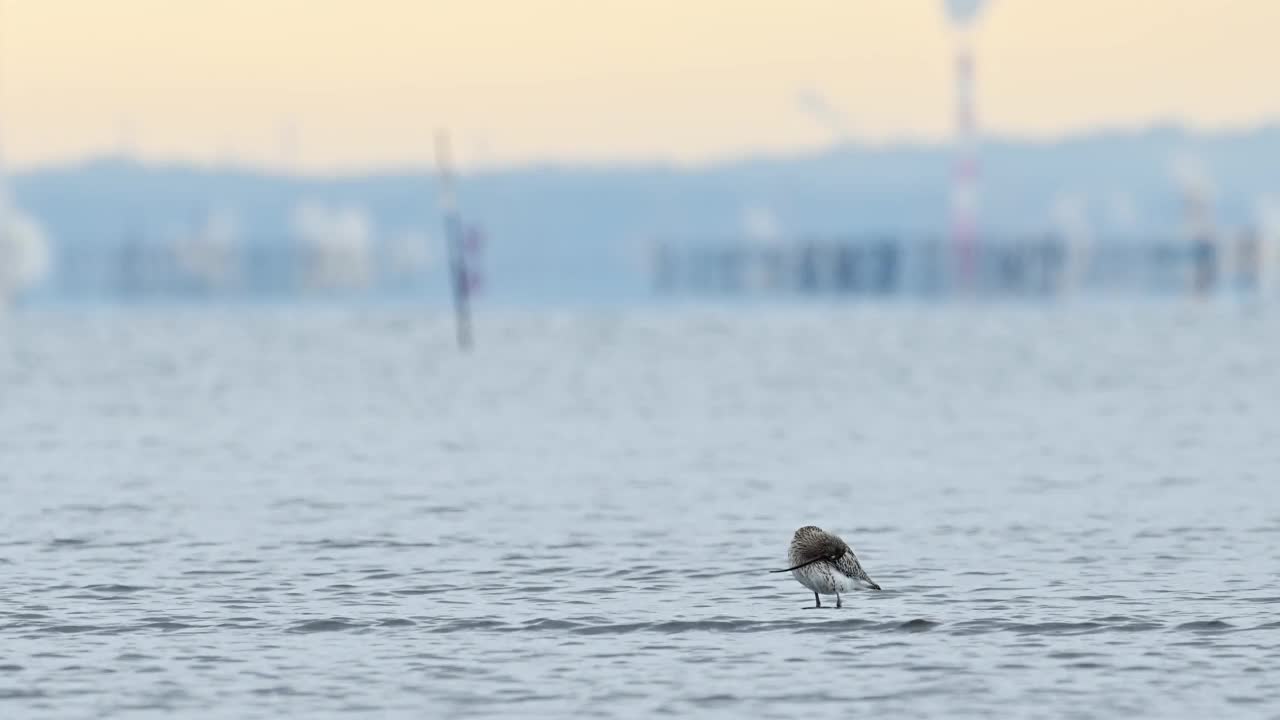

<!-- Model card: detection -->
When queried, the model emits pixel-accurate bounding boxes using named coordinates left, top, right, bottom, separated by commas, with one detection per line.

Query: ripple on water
left=82, top=584, right=149, bottom=593
left=285, top=619, right=367, bottom=633
left=416, top=617, right=952, bottom=637
left=1175, top=620, right=1235, bottom=633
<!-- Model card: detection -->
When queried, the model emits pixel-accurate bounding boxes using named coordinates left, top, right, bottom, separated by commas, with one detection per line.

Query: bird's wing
left=836, top=551, right=882, bottom=589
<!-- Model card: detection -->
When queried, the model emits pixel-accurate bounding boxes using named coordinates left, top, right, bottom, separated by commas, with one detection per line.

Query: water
left=1, top=303, right=1279, bottom=718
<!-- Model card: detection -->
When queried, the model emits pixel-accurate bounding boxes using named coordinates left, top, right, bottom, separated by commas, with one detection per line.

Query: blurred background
left=1, top=0, right=1277, bottom=309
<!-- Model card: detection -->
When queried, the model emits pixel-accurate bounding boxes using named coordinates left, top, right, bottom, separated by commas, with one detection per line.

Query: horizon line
left=9, top=118, right=1279, bottom=181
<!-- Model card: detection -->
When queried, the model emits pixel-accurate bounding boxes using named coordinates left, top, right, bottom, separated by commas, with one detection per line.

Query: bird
left=771, top=525, right=881, bottom=608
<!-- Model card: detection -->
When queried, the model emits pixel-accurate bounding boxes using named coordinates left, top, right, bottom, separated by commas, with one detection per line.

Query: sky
left=1, top=0, right=1277, bottom=173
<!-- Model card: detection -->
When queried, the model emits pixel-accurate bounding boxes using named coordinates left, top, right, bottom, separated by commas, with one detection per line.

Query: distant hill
left=11, top=123, right=1280, bottom=302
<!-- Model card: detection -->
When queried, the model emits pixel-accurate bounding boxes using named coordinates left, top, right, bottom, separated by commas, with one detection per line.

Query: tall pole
left=951, top=42, right=977, bottom=291
left=434, top=130, right=472, bottom=350
left=944, top=0, right=987, bottom=293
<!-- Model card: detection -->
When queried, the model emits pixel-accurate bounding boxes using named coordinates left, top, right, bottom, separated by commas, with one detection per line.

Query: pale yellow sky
left=1, top=0, right=1277, bottom=172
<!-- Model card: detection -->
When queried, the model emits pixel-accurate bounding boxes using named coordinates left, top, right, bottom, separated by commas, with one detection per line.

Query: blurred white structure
left=740, top=204, right=785, bottom=291
left=384, top=229, right=435, bottom=280
left=741, top=205, right=781, bottom=243
left=1256, top=194, right=1280, bottom=296
left=1051, top=191, right=1093, bottom=292
left=174, top=208, right=241, bottom=290
left=0, top=84, right=53, bottom=307
left=1171, top=154, right=1215, bottom=241
left=0, top=195, right=52, bottom=308
left=291, top=202, right=374, bottom=290
left=1170, top=153, right=1219, bottom=293
left=944, top=0, right=989, bottom=288
left=795, top=89, right=853, bottom=142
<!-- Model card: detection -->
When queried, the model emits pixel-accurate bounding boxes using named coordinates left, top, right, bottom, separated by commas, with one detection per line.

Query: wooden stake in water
left=434, top=130, right=472, bottom=350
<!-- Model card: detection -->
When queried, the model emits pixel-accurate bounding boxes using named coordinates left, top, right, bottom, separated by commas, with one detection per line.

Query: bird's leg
left=836, top=592, right=842, bottom=609
left=812, top=592, right=821, bottom=609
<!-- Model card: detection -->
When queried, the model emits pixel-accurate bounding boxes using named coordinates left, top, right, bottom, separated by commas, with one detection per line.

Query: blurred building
left=0, top=196, right=52, bottom=307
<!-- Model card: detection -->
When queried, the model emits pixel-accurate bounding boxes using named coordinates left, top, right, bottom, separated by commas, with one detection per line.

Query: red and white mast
left=944, top=0, right=988, bottom=291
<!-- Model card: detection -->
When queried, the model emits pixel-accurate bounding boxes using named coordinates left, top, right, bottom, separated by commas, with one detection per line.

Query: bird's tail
left=846, top=555, right=882, bottom=590
left=855, top=565, right=882, bottom=590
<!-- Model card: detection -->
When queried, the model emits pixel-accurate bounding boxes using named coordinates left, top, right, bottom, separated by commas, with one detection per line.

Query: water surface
left=1, top=304, right=1278, bottom=718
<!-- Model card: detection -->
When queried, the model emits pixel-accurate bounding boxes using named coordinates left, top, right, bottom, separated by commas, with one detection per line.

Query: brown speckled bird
left=771, top=525, right=881, bottom=608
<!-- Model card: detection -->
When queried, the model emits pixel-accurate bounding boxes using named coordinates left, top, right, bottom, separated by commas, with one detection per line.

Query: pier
left=651, top=232, right=1273, bottom=300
